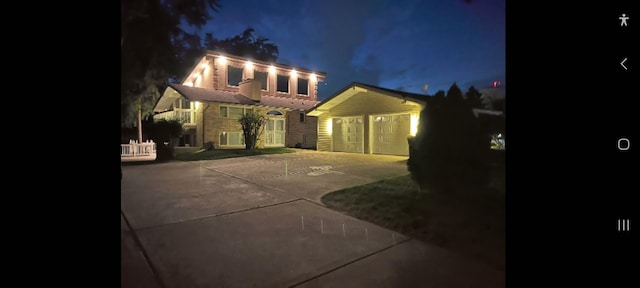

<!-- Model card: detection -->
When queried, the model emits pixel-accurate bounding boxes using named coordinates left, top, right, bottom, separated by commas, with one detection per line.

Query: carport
left=307, top=82, right=426, bottom=156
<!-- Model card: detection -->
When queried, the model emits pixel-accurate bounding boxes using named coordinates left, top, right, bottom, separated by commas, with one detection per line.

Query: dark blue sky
left=186, top=0, right=505, bottom=100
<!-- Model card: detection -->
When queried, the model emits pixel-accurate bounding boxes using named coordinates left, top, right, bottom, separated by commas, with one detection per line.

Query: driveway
left=121, top=150, right=504, bottom=287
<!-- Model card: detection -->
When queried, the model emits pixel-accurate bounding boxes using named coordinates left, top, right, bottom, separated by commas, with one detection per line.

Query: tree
left=408, top=82, right=488, bottom=193
left=205, top=27, right=279, bottom=62
left=238, top=110, right=267, bottom=150
left=147, top=119, right=184, bottom=144
left=121, top=0, right=221, bottom=132
left=465, top=85, right=485, bottom=109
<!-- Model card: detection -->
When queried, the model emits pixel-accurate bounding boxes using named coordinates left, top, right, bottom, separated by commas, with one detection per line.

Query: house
left=479, top=85, right=505, bottom=111
left=153, top=51, right=326, bottom=149
left=306, top=82, right=428, bottom=156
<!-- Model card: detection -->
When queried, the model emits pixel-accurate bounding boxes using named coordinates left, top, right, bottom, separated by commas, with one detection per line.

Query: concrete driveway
left=121, top=149, right=504, bottom=287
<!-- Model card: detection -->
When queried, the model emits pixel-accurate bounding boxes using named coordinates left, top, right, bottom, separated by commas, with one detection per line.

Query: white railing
left=153, top=109, right=196, bottom=125
left=121, top=140, right=157, bottom=162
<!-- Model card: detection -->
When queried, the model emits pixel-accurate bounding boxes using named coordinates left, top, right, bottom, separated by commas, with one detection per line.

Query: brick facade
left=158, top=51, right=326, bottom=149
left=285, top=111, right=318, bottom=149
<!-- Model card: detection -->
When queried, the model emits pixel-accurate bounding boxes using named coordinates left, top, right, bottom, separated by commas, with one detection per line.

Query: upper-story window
left=254, top=71, right=268, bottom=91
left=297, top=78, right=309, bottom=96
left=174, top=98, right=192, bottom=109
left=277, top=75, right=289, bottom=93
left=228, top=66, right=243, bottom=86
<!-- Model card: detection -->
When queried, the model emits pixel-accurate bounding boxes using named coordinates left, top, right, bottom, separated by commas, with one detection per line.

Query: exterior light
left=245, top=61, right=253, bottom=70
left=269, top=65, right=276, bottom=73
left=290, top=69, right=297, bottom=77
left=218, top=56, right=227, bottom=65
left=410, top=114, right=419, bottom=136
left=310, top=73, right=317, bottom=82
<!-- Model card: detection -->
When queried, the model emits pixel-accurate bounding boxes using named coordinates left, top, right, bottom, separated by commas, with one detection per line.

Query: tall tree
left=465, top=85, right=485, bottom=109
left=408, top=82, right=488, bottom=193
left=121, top=0, right=221, bottom=130
left=205, top=27, right=279, bottom=62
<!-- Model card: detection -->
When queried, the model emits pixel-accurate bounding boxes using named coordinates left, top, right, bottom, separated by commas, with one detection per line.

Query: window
left=174, top=98, right=191, bottom=109
left=228, top=66, right=243, bottom=86
left=299, top=112, right=305, bottom=123
left=228, top=107, right=244, bottom=119
left=181, top=99, right=191, bottom=109
left=220, top=106, right=254, bottom=119
left=297, top=78, right=309, bottom=95
left=219, top=132, right=245, bottom=146
left=277, top=75, right=289, bottom=93
left=254, top=71, right=268, bottom=90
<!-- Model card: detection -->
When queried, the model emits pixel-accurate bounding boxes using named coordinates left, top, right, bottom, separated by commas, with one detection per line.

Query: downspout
left=202, top=103, right=210, bottom=147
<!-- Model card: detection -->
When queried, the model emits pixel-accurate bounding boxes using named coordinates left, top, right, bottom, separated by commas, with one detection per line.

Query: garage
left=332, top=116, right=363, bottom=153
left=308, top=82, right=427, bottom=156
left=371, top=113, right=411, bottom=156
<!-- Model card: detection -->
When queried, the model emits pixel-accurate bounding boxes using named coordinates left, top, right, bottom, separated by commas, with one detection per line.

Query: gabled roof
left=154, top=83, right=320, bottom=112
left=306, top=82, right=430, bottom=116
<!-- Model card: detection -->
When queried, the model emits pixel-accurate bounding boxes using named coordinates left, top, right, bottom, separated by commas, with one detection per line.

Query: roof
left=306, top=82, right=430, bottom=116
left=154, top=83, right=320, bottom=112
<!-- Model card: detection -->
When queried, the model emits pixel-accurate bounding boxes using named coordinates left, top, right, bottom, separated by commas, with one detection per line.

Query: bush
left=156, top=142, right=174, bottom=161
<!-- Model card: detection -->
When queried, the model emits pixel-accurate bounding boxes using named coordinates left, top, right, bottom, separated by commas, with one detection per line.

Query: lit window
left=219, top=132, right=245, bottom=146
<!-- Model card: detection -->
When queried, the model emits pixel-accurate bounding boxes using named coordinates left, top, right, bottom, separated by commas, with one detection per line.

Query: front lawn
left=175, top=147, right=296, bottom=161
left=321, top=172, right=505, bottom=271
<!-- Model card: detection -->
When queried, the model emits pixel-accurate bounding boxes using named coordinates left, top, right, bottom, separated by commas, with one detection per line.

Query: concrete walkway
left=121, top=150, right=504, bottom=287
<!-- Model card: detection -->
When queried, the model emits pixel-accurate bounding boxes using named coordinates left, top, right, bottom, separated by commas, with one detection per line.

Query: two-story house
left=153, top=50, right=326, bottom=149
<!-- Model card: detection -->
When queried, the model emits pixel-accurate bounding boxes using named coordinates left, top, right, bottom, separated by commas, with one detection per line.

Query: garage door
left=333, top=116, right=363, bottom=153
left=372, top=114, right=410, bottom=156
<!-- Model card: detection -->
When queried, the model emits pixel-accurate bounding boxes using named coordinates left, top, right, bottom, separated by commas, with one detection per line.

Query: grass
left=174, top=147, right=297, bottom=161
left=321, top=171, right=505, bottom=271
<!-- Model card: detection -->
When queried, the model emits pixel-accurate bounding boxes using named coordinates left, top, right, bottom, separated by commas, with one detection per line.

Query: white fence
left=121, top=140, right=157, bottom=162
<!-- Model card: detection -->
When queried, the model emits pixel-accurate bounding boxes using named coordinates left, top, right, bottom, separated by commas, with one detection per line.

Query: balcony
left=153, top=109, right=197, bottom=126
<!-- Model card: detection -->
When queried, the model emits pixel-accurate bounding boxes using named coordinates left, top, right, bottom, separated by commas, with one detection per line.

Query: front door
left=265, top=118, right=285, bottom=147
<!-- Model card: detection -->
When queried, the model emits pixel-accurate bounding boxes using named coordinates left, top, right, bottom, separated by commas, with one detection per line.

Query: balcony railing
left=154, top=109, right=196, bottom=125
left=121, top=140, right=157, bottom=162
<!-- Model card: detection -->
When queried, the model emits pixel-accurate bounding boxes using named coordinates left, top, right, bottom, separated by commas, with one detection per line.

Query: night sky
left=185, top=0, right=505, bottom=100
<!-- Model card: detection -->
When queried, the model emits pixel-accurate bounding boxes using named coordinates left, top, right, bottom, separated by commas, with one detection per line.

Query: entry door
left=265, top=118, right=285, bottom=147
left=372, top=114, right=410, bottom=156
left=333, top=116, right=363, bottom=153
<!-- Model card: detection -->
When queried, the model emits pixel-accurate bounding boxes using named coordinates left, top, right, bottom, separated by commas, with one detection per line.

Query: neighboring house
left=153, top=51, right=326, bottom=149
left=306, top=82, right=428, bottom=156
left=479, top=85, right=505, bottom=111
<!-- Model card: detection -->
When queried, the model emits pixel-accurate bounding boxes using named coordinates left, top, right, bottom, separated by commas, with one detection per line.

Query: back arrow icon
left=621, top=57, right=628, bottom=70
